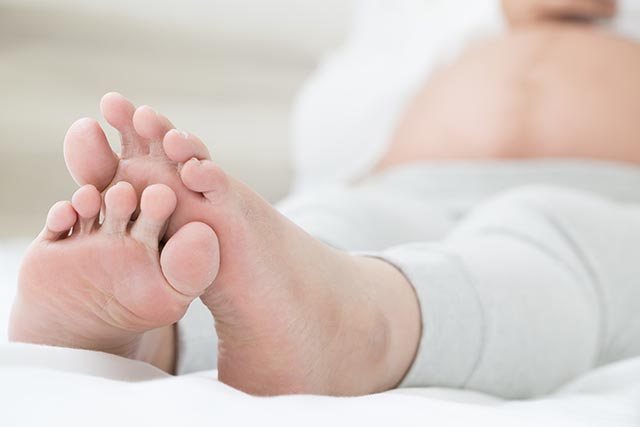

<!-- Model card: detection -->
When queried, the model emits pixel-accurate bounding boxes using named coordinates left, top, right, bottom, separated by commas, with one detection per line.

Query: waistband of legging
left=359, top=159, right=640, bottom=203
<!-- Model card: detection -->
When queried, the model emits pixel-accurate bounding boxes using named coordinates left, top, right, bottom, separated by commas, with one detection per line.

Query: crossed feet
left=9, top=93, right=421, bottom=396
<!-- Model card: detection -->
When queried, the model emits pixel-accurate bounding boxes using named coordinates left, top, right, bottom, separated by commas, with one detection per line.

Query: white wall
left=0, top=0, right=356, bottom=236
left=0, top=0, right=355, bottom=59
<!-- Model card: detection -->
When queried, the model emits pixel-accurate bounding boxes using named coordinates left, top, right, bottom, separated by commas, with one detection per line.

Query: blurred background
left=0, top=0, right=355, bottom=237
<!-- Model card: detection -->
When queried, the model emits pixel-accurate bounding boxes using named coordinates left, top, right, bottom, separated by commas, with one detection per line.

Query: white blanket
left=1, top=242, right=639, bottom=426
left=1, top=344, right=639, bottom=426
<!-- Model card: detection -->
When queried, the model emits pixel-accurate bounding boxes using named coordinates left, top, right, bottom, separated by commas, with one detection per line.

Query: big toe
left=160, top=222, right=220, bottom=298
left=63, top=118, right=119, bottom=190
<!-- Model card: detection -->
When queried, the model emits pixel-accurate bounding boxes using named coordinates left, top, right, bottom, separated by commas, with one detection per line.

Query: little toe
left=160, top=222, right=220, bottom=297
left=71, top=185, right=102, bottom=234
left=41, top=201, right=77, bottom=241
left=100, top=92, right=147, bottom=158
left=163, top=129, right=211, bottom=163
left=130, top=184, right=178, bottom=247
left=63, top=118, right=119, bottom=191
left=101, top=182, right=138, bottom=234
left=180, top=159, right=230, bottom=202
left=133, top=106, right=175, bottom=158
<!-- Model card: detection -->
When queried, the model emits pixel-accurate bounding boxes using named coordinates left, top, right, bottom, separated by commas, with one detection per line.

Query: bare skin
left=378, top=8, right=640, bottom=171
left=9, top=183, right=220, bottom=372
left=11, top=93, right=421, bottom=396
left=502, top=0, right=616, bottom=27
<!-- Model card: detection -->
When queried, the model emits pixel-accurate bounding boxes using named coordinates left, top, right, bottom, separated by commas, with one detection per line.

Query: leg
left=173, top=157, right=422, bottom=395
left=277, top=186, right=460, bottom=251
left=382, top=186, right=640, bottom=398
left=162, top=130, right=626, bottom=398
left=177, top=185, right=462, bottom=375
left=61, top=97, right=637, bottom=397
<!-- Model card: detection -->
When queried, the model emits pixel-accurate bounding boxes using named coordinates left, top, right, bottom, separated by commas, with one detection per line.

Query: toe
left=41, top=201, right=77, bottom=241
left=63, top=118, right=119, bottom=191
left=130, top=184, right=178, bottom=247
left=180, top=159, right=229, bottom=201
left=102, top=182, right=138, bottom=234
left=100, top=92, right=147, bottom=158
left=160, top=222, right=220, bottom=297
left=71, top=185, right=102, bottom=234
left=100, top=92, right=136, bottom=133
left=163, top=129, right=211, bottom=162
left=133, top=106, right=175, bottom=158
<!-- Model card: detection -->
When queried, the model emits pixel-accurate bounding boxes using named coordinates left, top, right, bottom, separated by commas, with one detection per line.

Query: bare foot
left=63, top=93, right=421, bottom=395
left=177, top=158, right=421, bottom=396
left=9, top=182, right=220, bottom=372
left=63, top=93, right=216, bottom=238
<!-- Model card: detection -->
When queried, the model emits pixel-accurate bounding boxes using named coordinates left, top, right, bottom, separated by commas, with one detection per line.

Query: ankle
left=326, top=256, right=420, bottom=395
left=351, top=256, right=421, bottom=393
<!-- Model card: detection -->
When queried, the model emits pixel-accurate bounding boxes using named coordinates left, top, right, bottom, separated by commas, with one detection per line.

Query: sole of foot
left=9, top=182, right=220, bottom=371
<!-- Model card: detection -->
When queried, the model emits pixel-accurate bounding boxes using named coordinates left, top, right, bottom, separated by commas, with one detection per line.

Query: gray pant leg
left=386, top=186, right=640, bottom=398
left=277, top=187, right=462, bottom=250
left=176, top=186, right=461, bottom=374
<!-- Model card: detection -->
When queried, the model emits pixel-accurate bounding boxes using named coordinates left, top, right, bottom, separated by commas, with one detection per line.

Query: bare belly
left=377, top=24, right=640, bottom=171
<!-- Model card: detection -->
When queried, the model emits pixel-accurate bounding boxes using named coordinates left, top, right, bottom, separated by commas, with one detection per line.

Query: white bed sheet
left=1, top=241, right=639, bottom=426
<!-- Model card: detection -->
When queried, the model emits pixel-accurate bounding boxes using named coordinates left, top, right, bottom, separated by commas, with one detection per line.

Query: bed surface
left=2, top=344, right=639, bottom=426
left=1, top=241, right=639, bottom=426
